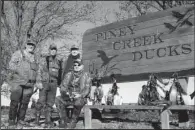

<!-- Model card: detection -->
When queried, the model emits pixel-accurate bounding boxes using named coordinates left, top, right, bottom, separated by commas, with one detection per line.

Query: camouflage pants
left=36, top=82, right=57, bottom=112
left=9, top=85, right=34, bottom=121
left=55, top=96, right=87, bottom=124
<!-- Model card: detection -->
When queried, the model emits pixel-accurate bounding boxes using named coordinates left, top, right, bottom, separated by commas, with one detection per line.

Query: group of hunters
left=6, top=38, right=105, bottom=129
left=5, top=38, right=195, bottom=129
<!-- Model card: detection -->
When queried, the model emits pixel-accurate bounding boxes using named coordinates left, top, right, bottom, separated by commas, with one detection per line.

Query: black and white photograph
left=1, top=1, right=195, bottom=129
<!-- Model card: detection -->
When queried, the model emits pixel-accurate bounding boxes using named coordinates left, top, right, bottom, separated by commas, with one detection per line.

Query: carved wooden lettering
left=83, top=5, right=194, bottom=81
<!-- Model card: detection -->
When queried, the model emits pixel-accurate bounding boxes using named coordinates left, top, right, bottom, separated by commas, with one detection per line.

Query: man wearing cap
left=7, top=39, right=43, bottom=128
left=55, top=59, right=91, bottom=129
left=61, top=44, right=81, bottom=80
left=32, top=44, right=63, bottom=128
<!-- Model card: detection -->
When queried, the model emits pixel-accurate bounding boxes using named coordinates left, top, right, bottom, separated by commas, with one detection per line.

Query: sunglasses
left=27, top=43, right=35, bottom=46
left=71, top=48, right=79, bottom=51
left=50, top=48, right=57, bottom=51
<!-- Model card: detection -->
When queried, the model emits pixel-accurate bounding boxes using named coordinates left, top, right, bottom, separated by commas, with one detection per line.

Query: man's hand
left=35, top=82, right=43, bottom=90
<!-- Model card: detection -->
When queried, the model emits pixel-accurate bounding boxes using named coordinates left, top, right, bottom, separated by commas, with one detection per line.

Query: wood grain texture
left=82, top=5, right=194, bottom=81
left=83, top=5, right=194, bottom=37
left=84, top=51, right=194, bottom=73
left=84, top=107, right=92, bottom=129
left=83, top=17, right=194, bottom=44
left=161, top=110, right=170, bottom=129
left=83, top=34, right=194, bottom=61
left=84, top=105, right=195, bottom=110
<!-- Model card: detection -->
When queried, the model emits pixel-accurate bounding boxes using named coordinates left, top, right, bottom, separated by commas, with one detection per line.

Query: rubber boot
left=68, top=119, right=77, bottom=129
left=8, top=120, right=16, bottom=129
left=58, top=106, right=68, bottom=128
left=44, top=110, right=54, bottom=128
left=59, top=119, right=68, bottom=128
left=67, top=106, right=81, bottom=129
left=30, top=111, right=41, bottom=126
left=17, top=103, right=33, bottom=127
left=9, top=100, right=18, bottom=123
left=17, top=103, right=28, bottom=121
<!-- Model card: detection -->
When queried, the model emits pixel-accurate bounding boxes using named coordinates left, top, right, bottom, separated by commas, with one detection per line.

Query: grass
left=1, top=107, right=195, bottom=129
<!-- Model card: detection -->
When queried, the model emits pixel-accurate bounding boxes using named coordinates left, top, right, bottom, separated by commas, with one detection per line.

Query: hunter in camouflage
left=32, top=44, right=63, bottom=128
left=55, top=59, right=91, bottom=129
left=7, top=39, right=43, bottom=128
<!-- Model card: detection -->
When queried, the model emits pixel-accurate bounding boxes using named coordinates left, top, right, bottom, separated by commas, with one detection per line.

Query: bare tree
left=115, top=0, right=194, bottom=21
left=1, top=1, right=97, bottom=92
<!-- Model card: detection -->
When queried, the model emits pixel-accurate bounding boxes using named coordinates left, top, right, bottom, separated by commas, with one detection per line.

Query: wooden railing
left=83, top=105, right=195, bottom=129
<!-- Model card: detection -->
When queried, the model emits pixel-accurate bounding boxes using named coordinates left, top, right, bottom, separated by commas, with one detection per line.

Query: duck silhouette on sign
left=97, top=50, right=118, bottom=68
left=164, top=7, right=194, bottom=33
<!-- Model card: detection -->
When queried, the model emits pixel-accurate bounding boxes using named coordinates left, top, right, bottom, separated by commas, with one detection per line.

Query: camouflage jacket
left=38, top=56, right=62, bottom=85
left=8, top=50, right=42, bottom=86
left=60, top=69, right=91, bottom=100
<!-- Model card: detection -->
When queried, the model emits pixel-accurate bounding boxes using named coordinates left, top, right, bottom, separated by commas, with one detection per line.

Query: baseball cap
left=73, top=59, right=83, bottom=65
left=26, top=39, right=36, bottom=46
left=71, top=44, right=79, bottom=51
left=49, top=44, right=57, bottom=50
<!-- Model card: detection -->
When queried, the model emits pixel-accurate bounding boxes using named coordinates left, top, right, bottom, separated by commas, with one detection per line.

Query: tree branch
left=154, top=0, right=166, bottom=10
left=27, top=1, right=39, bottom=38
left=146, top=2, right=162, bottom=11
left=132, top=2, right=146, bottom=16
left=38, top=18, right=68, bottom=43
left=1, top=0, right=15, bottom=53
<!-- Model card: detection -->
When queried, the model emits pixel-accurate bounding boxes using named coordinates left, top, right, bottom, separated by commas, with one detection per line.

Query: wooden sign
left=82, top=5, right=194, bottom=83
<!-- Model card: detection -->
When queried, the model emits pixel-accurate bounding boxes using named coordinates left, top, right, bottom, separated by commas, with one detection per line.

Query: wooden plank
left=83, top=40, right=194, bottom=78
left=84, top=55, right=194, bottom=77
left=83, top=16, right=194, bottom=44
left=100, top=68, right=195, bottom=83
left=83, top=33, right=194, bottom=60
left=83, top=35, right=194, bottom=75
left=83, top=35, right=194, bottom=63
left=83, top=24, right=194, bottom=52
left=84, top=50, right=194, bottom=70
left=84, top=105, right=195, bottom=111
left=83, top=5, right=194, bottom=37
left=84, top=56, right=194, bottom=79
left=161, top=110, right=170, bottom=129
left=83, top=32, right=194, bottom=59
left=120, top=59, right=194, bottom=76
left=82, top=5, right=194, bottom=80
left=169, top=105, right=195, bottom=110
left=84, top=107, right=92, bottom=129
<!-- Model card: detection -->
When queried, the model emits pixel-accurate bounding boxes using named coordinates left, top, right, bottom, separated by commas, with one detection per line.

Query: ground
left=1, top=108, right=194, bottom=129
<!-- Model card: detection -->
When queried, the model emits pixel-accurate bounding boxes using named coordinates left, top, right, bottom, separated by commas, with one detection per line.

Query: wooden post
left=161, top=110, right=170, bottom=129
left=84, top=107, right=92, bottom=129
